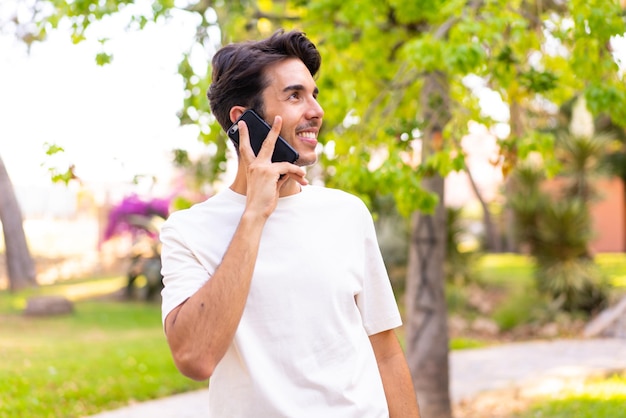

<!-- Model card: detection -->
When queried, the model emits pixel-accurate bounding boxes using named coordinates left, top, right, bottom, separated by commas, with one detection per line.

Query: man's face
left=260, top=58, right=324, bottom=167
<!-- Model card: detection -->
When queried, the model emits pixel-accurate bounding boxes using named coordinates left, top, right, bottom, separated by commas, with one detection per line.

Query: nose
left=306, top=97, right=324, bottom=121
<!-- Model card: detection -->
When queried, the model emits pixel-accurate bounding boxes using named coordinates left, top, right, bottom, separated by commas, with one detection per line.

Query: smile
left=299, top=131, right=317, bottom=139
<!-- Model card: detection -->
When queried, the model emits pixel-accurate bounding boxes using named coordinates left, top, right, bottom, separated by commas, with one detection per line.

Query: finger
left=276, top=163, right=309, bottom=186
left=278, top=171, right=309, bottom=189
left=237, top=120, right=256, bottom=163
left=256, top=116, right=282, bottom=160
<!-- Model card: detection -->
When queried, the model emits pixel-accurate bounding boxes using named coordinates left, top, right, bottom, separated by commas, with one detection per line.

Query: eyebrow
left=283, top=84, right=319, bottom=95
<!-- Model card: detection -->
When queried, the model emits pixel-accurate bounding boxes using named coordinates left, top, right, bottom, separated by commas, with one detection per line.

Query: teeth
left=300, top=132, right=317, bottom=139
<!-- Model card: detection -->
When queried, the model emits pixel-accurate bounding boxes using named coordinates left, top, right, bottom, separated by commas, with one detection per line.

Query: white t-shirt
left=160, top=185, right=402, bottom=417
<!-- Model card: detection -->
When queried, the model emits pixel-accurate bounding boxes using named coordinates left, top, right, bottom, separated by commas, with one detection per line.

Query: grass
left=0, top=277, right=206, bottom=417
left=477, top=253, right=535, bottom=288
left=478, top=252, right=626, bottom=289
left=2, top=253, right=626, bottom=417
left=596, top=253, right=626, bottom=288
left=517, top=373, right=626, bottom=418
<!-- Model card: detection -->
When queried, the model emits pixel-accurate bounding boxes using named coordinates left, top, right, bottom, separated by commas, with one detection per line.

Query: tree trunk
left=406, top=176, right=451, bottom=418
left=465, top=165, right=502, bottom=252
left=405, top=70, right=452, bottom=418
left=502, top=99, right=527, bottom=253
left=0, top=155, right=37, bottom=290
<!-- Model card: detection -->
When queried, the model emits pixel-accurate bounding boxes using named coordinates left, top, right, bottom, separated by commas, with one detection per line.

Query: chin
left=296, top=154, right=318, bottom=167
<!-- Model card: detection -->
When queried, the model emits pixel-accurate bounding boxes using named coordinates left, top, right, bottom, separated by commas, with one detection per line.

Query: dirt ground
left=453, top=388, right=537, bottom=418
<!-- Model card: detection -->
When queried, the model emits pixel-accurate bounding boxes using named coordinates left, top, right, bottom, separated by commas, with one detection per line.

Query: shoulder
left=302, top=186, right=372, bottom=223
left=162, top=199, right=206, bottom=226
left=163, top=190, right=241, bottom=229
left=304, top=185, right=367, bottom=208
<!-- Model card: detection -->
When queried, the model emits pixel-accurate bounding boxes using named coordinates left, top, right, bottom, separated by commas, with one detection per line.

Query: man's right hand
left=237, top=115, right=308, bottom=219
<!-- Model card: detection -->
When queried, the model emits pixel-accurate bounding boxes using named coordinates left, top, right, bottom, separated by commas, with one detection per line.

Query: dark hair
left=207, top=29, right=321, bottom=131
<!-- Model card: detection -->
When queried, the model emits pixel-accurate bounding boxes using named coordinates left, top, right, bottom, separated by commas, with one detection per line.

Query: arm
left=164, top=211, right=266, bottom=381
left=369, top=330, right=421, bottom=418
left=164, top=117, right=307, bottom=381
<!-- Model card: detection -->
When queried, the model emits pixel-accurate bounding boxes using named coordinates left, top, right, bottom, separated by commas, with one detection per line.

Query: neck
left=230, top=168, right=302, bottom=198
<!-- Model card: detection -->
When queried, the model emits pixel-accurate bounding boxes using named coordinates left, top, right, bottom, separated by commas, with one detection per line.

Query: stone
left=583, top=295, right=626, bottom=338
left=448, top=314, right=470, bottom=335
left=538, top=322, right=559, bottom=338
left=23, top=295, right=74, bottom=316
left=470, top=317, right=500, bottom=335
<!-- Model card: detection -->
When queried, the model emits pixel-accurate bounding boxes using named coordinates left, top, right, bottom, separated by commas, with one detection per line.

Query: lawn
left=517, top=372, right=626, bottom=418
left=478, top=252, right=626, bottom=290
left=0, top=277, right=206, bottom=418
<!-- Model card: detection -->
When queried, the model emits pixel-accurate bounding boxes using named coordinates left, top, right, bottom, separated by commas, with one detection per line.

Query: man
left=160, top=29, right=420, bottom=417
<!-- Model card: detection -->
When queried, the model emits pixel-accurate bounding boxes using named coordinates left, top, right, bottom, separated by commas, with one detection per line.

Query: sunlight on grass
left=60, top=277, right=127, bottom=300
left=1, top=276, right=128, bottom=314
left=450, top=338, right=485, bottom=350
left=595, top=253, right=626, bottom=288
left=478, top=252, right=626, bottom=290
left=611, top=276, right=626, bottom=288
left=520, top=373, right=626, bottom=418
left=480, top=253, right=531, bottom=268
left=477, top=253, right=534, bottom=288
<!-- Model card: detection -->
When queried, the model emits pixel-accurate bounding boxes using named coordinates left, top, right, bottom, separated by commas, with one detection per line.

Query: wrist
left=240, top=209, right=270, bottom=227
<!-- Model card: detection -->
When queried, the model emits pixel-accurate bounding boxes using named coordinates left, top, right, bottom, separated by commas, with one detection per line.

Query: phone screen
left=227, top=109, right=299, bottom=163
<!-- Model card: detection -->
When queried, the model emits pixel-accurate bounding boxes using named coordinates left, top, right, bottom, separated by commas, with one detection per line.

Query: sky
left=0, top=9, right=207, bottom=201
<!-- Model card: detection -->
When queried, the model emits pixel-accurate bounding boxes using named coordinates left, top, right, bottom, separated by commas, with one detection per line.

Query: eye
left=288, top=92, right=300, bottom=100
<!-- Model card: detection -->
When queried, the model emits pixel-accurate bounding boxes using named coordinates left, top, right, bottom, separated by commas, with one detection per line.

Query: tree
left=0, top=155, right=37, bottom=291
left=9, top=1, right=626, bottom=416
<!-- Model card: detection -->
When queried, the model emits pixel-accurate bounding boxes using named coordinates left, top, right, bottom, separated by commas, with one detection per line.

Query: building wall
left=590, top=178, right=626, bottom=253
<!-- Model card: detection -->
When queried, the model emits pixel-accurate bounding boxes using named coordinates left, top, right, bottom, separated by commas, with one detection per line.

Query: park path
left=87, top=338, right=626, bottom=418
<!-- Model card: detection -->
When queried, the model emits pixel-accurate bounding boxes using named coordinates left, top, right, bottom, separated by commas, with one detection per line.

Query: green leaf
left=95, top=52, right=113, bottom=66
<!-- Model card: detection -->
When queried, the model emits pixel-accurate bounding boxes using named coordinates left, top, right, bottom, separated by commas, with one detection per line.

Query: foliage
left=42, top=143, right=78, bottom=185
left=507, top=96, right=618, bottom=314
left=508, top=162, right=609, bottom=313
left=535, top=257, right=608, bottom=313
left=491, top=287, right=548, bottom=331
left=6, top=0, right=625, bottom=219
left=555, top=132, right=617, bottom=201
left=0, top=279, right=205, bottom=417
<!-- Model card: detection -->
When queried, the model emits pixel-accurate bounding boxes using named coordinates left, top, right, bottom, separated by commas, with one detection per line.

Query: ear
left=229, top=106, right=247, bottom=124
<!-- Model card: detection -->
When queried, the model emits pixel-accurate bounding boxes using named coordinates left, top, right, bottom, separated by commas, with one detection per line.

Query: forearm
left=370, top=330, right=421, bottom=418
left=379, top=351, right=421, bottom=418
left=165, top=211, right=267, bottom=380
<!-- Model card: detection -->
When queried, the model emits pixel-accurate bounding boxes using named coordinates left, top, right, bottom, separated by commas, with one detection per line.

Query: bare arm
left=164, top=117, right=307, bottom=381
left=370, top=330, right=421, bottom=418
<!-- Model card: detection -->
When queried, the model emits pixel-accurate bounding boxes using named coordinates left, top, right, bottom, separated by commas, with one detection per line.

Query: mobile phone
left=227, top=109, right=299, bottom=163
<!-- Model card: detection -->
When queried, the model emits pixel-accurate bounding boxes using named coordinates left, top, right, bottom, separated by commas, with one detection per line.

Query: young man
left=160, top=29, right=420, bottom=417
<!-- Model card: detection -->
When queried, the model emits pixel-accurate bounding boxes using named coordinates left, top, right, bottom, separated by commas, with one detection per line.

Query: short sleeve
left=159, top=219, right=210, bottom=327
left=354, top=204, right=402, bottom=335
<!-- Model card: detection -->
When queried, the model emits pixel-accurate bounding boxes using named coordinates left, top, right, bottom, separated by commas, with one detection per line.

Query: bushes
left=507, top=130, right=614, bottom=314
